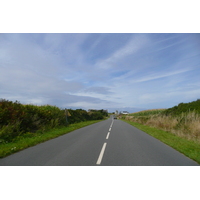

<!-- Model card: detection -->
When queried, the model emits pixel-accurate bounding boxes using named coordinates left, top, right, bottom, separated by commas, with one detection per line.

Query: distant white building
left=122, top=111, right=129, bottom=114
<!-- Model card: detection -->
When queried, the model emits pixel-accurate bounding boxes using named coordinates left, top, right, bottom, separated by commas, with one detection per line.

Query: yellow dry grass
left=124, top=111, right=200, bottom=143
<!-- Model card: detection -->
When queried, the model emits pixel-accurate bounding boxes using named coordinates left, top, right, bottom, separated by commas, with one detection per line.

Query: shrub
left=0, top=99, right=107, bottom=142
left=67, top=109, right=106, bottom=123
left=0, top=99, right=67, bottom=141
left=163, top=99, right=200, bottom=116
left=0, top=121, right=22, bottom=142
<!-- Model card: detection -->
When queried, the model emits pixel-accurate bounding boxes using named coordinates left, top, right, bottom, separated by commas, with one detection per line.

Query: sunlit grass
left=123, top=110, right=200, bottom=143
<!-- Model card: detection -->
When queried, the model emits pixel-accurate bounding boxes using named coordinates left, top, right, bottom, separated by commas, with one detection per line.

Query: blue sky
left=1, top=33, right=200, bottom=112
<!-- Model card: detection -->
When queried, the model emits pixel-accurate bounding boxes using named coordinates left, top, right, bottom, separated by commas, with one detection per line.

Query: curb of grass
left=121, top=119, right=200, bottom=164
left=0, top=120, right=104, bottom=158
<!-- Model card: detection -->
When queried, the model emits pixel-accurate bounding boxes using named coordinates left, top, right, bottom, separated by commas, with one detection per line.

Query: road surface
left=0, top=117, right=199, bottom=166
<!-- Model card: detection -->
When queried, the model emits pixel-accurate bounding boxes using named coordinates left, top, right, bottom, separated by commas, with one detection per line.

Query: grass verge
left=121, top=119, right=200, bottom=164
left=0, top=120, right=103, bottom=158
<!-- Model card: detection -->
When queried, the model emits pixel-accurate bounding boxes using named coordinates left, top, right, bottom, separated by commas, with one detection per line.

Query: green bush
left=0, top=99, right=107, bottom=142
left=67, top=109, right=88, bottom=124
left=0, top=99, right=67, bottom=141
left=163, top=99, right=200, bottom=116
left=67, top=109, right=107, bottom=123
left=0, top=121, right=22, bottom=142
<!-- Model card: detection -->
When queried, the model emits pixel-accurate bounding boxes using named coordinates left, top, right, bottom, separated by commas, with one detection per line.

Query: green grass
left=0, top=120, right=103, bottom=158
left=121, top=119, right=200, bottom=164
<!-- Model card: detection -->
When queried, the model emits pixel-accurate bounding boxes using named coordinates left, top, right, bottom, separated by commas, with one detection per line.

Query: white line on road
left=96, top=143, right=107, bottom=165
left=109, top=128, right=111, bottom=131
left=106, top=132, right=110, bottom=139
left=110, top=121, right=113, bottom=126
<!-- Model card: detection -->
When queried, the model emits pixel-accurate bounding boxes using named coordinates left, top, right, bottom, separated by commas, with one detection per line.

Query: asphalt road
left=0, top=117, right=199, bottom=166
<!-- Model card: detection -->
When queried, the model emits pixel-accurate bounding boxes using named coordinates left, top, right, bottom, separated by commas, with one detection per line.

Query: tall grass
left=122, top=109, right=200, bottom=143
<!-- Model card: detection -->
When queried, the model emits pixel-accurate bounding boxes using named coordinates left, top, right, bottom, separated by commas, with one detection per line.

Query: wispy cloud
left=134, top=68, right=193, bottom=83
left=96, top=34, right=149, bottom=69
left=83, top=86, right=113, bottom=95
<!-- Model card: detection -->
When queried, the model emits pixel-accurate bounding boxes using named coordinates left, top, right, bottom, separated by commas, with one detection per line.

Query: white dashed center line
left=106, top=132, right=110, bottom=139
left=96, top=120, right=114, bottom=165
left=96, top=143, right=107, bottom=165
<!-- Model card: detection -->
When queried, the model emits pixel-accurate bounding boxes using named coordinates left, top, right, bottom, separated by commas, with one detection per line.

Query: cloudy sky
left=0, top=33, right=200, bottom=112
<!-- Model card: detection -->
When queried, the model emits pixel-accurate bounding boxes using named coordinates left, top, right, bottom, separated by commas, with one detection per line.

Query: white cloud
left=96, top=34, right=149, bottom=69
left=134, top=68, right=192, bottom=83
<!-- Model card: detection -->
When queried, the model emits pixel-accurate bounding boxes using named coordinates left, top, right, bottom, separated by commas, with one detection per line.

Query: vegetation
left=67, top=109, right=108, bottom=124
left=121, top=99, right=200, bottom=143
left=0, top=99, right=67, bottom=143
left=129, top=109, right=166, bottom=117
left=0, top=120, right=103, bottom=158
left=163, top=99, right=200, bottom=116
left=0, top=99, right=108, bottom=144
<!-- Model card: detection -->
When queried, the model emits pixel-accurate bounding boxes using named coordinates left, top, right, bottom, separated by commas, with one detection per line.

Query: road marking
left=96, top=143, right=107, bottom=165
left=109, top=128, right=111, bottom=131
left=106, top=132, right=110, bottom=139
